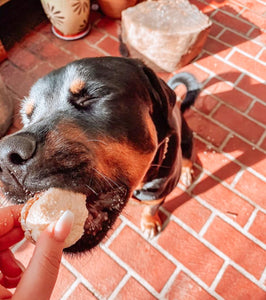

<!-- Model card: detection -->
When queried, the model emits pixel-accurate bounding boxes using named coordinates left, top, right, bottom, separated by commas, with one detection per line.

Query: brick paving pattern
left=0, top=0, right=265, bottom=299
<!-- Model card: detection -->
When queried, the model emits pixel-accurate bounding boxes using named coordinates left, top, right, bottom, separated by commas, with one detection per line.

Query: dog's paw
left=180, top=166, right=193, bottom=186
left=140, top=212, right=162, bottom=239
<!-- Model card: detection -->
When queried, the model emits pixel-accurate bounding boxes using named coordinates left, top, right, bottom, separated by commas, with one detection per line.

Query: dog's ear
left=141, top=64, right=178, bottom=142
left=133, top=62, right=182, bottom=202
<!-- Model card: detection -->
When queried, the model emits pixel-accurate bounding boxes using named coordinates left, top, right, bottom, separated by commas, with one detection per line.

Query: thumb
left=13, top=211, right=74, bottom=300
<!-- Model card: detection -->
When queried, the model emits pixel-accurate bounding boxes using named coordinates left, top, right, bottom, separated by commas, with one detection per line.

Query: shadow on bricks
left=160, top=71, right=265, bottom=227
left=198, top=2, right=261, bottom=56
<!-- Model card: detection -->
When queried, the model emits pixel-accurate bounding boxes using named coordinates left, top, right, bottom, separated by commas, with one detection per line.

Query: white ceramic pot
left=41, top=0, right=91, bottom=40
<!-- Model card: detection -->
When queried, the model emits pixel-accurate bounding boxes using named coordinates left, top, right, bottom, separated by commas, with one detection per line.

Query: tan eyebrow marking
left=69, top=79, right=85, bottom=94
left=24, top=99, right=35, bottom=116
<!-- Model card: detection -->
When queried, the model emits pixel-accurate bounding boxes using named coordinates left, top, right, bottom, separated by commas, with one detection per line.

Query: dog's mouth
left=0, top=175, right=129, bottom=253
left=64, top=185, right=128, bottom=253
left=0, top=165, right=129, bottom=252
left=84, top=187, right=127, bottom=235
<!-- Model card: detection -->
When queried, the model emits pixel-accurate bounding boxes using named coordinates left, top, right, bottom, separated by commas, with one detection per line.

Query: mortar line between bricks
left=107, top=273, right=131, bottom=300
left=182, top=167, right=206, bottom=194
left=28, top=61, right=55, bottom=77
left=193, top=133, right=266, bottom=183
left=92, top=43, right=115, bottom=57
left=193, top=162, right=266, bottom=216
left=199, top=212, right=216, bottom=237
left=159, top=267, right=181, bottom=299
left=241, top=6, right=266, bottom=26
left=209, top=18, right=262, bottom=46
left=208, top=3, right=219, bottom=19
left=234, top=72, right=245, bottom=86
left=61, top=257, right=104, bottom=300
left=256, top=0, right=266, bottom=5
left=224, top=43, right=235, bottom=62
left=255, top=46, right=266, bottom=61
left=190, top=190, right=266, bottom=250
left=60, top=278, right=81, bottom=300
left=199, top=49, right=266, bottom=83
left=207, top=1, right=251, bottom=25
left=193, top=133, right=266, bottom=184
left=100, top=242, right=161, bottom=299
left=246, top=25, right=256, bottom=38
left=164, top=207, right=266, bottom=291
left=244, top=51, right=266, bottom=66
left=208, top=49, right=266, bottom=81
left=244, top=207, right=259, bottom=232
left=201, top=73, right=216, bottom=87
left=210, top=261, right=229, bottom=292
left=260, top=267, right=266, bottom=286
left=191, top=105, right=266, bottom=154
left=201, top=70, right=266, bottom=106
left=218, top=132, right=233, bottom=151
left=135, top=213, right=225, bottom=300
left=94, top=29, right=120, bottom=43
left=232, top=0, right=266, bottom=14
left=193, top=62, right=266, bottom=106
left=258, top=57, right=266, bottom=65
left=208, top=35, right=263, bottom=62
left=210, top=2, right=258, bottom=24
left=60, top=38, right=107, bottom=58
left=231, top=157, right=266, bottom=183
left=237, top=6, right=246, bottom=17
left=257, top=130, right=266, bottom=148
left=103, top=218, right=127, bottom=248
left=120, top=215, right=224, bottom=300
left=92, top=17, right=102, bottom=27
left=176, top=182, right=266, bottom=250
left=229, top=168, right=245, bottom=189
left=244, top=98, right=257, bottom=115
left=215, top=27, right=227, bottom=40
left=199, top=69, right=234, bottom=89
left=87, top=27, right=108, bottom=44
left=208, top=100, right=222, bottom=119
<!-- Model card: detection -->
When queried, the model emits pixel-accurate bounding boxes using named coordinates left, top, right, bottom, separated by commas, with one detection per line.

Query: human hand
left=0, top=205, right=74, bottom=300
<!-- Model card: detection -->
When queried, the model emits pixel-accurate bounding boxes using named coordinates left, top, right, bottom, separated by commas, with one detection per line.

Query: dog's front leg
left=140, top=198, right=165, bottom=239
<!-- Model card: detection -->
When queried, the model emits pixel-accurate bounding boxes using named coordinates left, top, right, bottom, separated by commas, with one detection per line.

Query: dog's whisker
left=92, top=168, right=118, bottom=189
left=86, top=139, right=107, bottom=145
left=85, top=184, right=98, bottom=196
left=150, top=164, right=171, bottom=169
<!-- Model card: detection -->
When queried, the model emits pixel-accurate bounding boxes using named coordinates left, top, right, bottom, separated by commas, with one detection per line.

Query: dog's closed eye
left=70, top=94, right=97, bottom=110
left=69, top=78, right=97, bottom=110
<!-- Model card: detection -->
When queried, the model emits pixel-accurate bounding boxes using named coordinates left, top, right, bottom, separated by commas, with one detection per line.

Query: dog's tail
left=167, top=72, right=201, bottom=113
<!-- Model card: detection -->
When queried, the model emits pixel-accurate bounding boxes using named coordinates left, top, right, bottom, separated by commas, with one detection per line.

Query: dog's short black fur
left=0, top=57, right=199, bottom=253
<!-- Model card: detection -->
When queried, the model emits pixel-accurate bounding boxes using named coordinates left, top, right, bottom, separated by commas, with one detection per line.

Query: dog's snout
left=0, top=134, right=37, bottom=169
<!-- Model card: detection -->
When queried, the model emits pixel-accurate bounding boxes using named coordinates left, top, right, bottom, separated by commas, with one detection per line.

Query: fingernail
left=53, top=210, right=74, bottom=242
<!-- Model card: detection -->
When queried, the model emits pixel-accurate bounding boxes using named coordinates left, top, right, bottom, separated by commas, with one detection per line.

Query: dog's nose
left=0, top=134, right=37, bottom=169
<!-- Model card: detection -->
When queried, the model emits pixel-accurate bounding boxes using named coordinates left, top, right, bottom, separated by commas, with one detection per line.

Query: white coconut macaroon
left=21, top=187, right=87, bottom=248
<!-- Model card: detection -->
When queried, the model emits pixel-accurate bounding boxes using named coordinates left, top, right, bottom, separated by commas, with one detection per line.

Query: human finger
left=0, top=205, right=23, bottom=236
left=0, top=227, right=24, bottom=251
left=0, top=249, right=24, bottom=288
left=12, top=210, right=74, bottom=300
left=0, top=283, right=12, bottom=299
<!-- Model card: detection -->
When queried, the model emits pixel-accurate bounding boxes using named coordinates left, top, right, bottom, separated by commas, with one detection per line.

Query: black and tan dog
left=0, top=57, right=199, bottom=253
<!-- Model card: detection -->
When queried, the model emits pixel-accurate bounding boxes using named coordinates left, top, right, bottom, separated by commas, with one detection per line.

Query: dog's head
left=0, top=57, right=178, bottom=252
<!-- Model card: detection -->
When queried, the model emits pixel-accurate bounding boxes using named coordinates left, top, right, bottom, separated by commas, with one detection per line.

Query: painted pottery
left=41, top=0, right=91, bottom=40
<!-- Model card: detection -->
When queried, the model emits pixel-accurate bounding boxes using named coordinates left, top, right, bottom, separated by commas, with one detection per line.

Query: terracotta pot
left=98, top=0, right=137, bottom=19
left=41, top=0, right=91, bottom=40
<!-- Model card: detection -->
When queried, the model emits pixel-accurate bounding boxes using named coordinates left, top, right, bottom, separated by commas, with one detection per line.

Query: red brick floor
left=0, top=0, right=266, bottom=299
